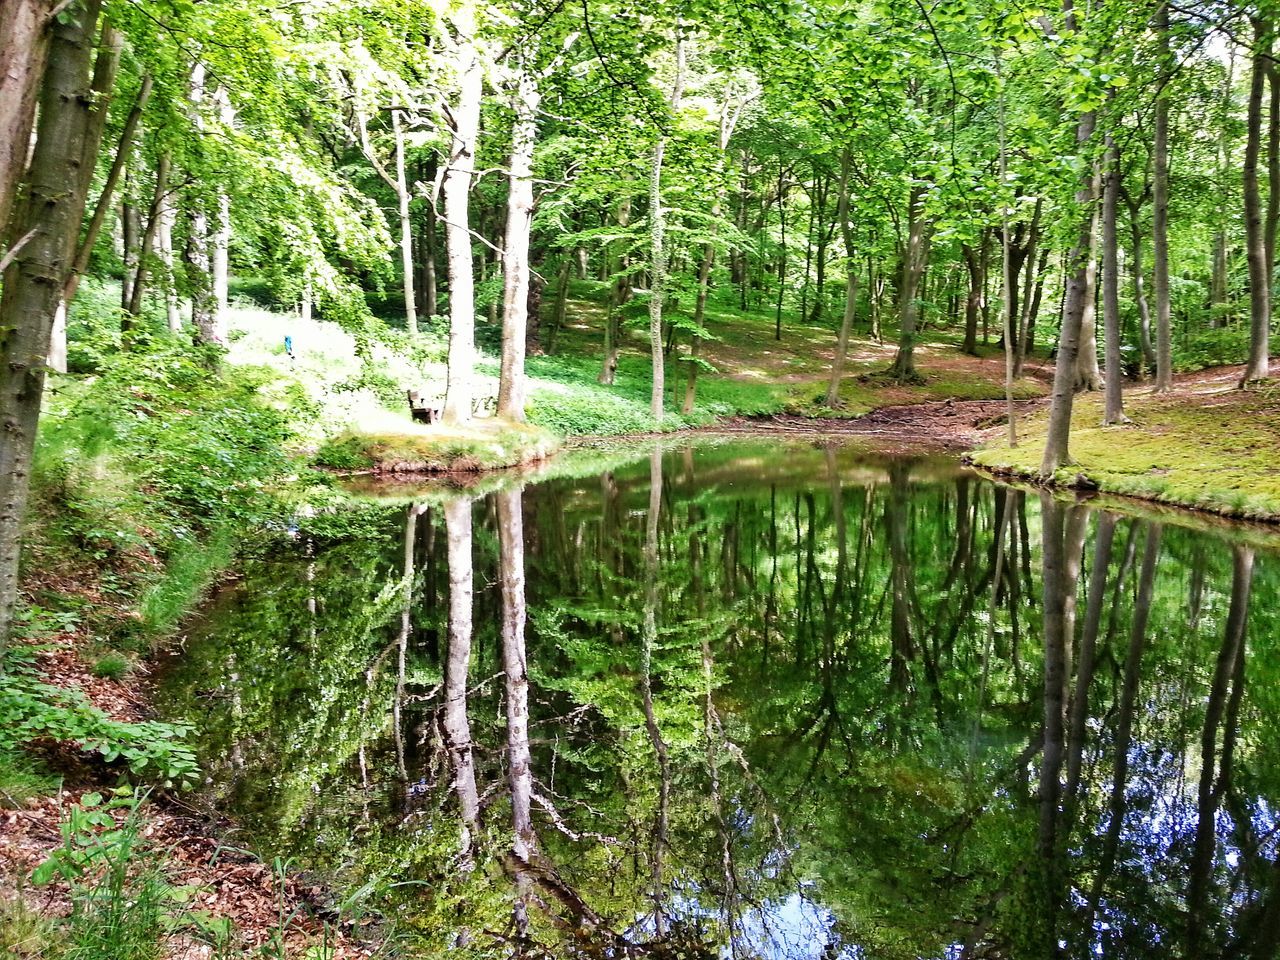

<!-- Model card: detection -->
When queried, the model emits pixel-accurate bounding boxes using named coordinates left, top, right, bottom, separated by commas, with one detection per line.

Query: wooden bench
left=407, top=389, right=497, bottom=422
left=407, top=390, right=442, bottom=424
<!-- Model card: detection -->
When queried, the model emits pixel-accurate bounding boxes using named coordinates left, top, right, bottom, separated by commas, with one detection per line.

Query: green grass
left=91, top=653, right=131, bottom=681
left=973, top=387, right=1280, bottom=520
left=318, top=418, right=560, bottom=473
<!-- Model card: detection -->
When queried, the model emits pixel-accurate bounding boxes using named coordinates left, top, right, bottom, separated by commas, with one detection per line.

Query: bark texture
left=0, top=0, right=107, bottom=654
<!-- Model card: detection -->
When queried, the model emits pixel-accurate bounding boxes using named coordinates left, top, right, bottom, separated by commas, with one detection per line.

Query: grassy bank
left=971, top=367, right=1280, bottom=521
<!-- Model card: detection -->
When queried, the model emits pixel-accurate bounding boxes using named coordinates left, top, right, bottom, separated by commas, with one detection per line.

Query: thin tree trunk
left=599, top=198, right=630, bottom=383
left=1187, top=545, right=1254, bottom=951
left=1074, top=196, right=1102, bottom=392
left=640, top=446, right=670, bottom=933
left=962, top=243, right=982, bottom=356
left=441, top=19, right=483, bottom=424
left=0, top=0, right=108, bottom=656
left=125, top=151, right=171, bottom=321
left=826, top=149, right=858, bottom=407
left=1102, top=133, right=1125, bottom=423
left=648, top=37, right=685, bottom=422
left=1242, top=17, right=1272, bottom=384
left=394, top=112, right=417, bottom=335
left=1153, top=0, right=1173, bottom=390
left=498, top=70, right=540, bottom=421
left=1121, top=183, right=1156, bottom=373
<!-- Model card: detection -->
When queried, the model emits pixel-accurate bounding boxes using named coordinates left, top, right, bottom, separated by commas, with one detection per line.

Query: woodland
left=2, top=0, right=1280, bottom=957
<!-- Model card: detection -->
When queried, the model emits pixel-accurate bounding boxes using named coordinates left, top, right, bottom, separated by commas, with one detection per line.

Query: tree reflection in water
left=162, top=440, right=1280, bottom=959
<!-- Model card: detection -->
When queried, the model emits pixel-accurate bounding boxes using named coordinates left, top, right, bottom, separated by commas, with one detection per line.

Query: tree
left=0, top=0, right=114, bottom=654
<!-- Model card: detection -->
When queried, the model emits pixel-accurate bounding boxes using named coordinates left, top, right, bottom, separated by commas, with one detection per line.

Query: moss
left=973, top=389, right=1280, bottom=521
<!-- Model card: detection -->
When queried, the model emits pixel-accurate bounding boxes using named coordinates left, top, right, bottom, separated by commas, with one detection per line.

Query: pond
left=160, top=439, right=1280, bottom=959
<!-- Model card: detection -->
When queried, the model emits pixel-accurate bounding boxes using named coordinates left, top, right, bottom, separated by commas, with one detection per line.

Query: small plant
left=91, top=653, right=131, bottom=681
left=1, top=649, right=198, bottom=788
left=34, top=789, right=180, bottom=960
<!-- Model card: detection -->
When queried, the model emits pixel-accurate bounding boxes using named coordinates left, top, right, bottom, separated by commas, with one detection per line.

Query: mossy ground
left=318, top=418, right=559, bottom=473
left=973, top=368, right=1280, bottom=521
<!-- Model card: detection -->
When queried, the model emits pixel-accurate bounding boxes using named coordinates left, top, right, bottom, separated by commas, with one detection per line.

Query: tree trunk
left=0, top=0, right=108, bottom=656
left=1242, top=17, right=1271, bottom=384
left=1122, top=184, right=1156, bottom=373
left=0, top=0, right=50, bottom=241
left=1187, top=545, right=1254, bottom=952
left=187, top=63, right=222, bottom=345
left=648, top=37, right=685, bottom=422
left=1102, top=134, right=1125, bottom=423
left=599, top=198, right=630, bottom=384
left=497, top=70, right=540, bottom=421
left=126, top=152, right=171, bottom=320
left=393, top=111, right=417, bottom=335
left=683, top=240, right=712, bottom=414
left=441, top=20, right=483, bottom=425
left=1153, top=0, right=1174, bottom=390
left=1074, top=197, right=1102, bottom=392
left=962, top=243, right=982, bottom=355
left=498, top=488, right=534, bottom=936
left=121, top=193, right=139, bottom=312
left=442, top=497, right=481, bottom=865
left=887, top=187, right=930, bottom=383
left=1040, top=99, right=1099, bottom=475
left=826, top=149, right=858, bottom=407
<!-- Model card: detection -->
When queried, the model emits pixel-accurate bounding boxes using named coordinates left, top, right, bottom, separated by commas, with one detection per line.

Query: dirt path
left=713, top=396, right=1049, bottom=452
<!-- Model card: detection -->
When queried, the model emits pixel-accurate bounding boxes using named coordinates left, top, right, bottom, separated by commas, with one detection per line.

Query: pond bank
left=971, top=363, right=1280, bottom=523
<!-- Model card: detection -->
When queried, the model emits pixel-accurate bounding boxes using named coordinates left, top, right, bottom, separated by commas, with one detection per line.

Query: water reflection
left=162, top=441, right=1280, bottom=959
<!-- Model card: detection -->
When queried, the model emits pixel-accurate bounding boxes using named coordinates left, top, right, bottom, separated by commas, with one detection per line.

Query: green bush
left=1176, top=325, right=1254, bottom=372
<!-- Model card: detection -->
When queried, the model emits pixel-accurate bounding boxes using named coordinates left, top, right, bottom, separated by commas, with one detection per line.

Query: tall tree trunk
left=210, top=87, right=233, bottom=319
left=1153, top=0, right=1174, bottom=390
left=441, top=20, right=483, bottom=425
left=394, top=112, right=417, bottom=335
left=599, top=198, right=630, bottom=384
left=1187, top=545, right=1254, bottom=952
left=442, top=497, right=481, bottom=866
left=497, top=70, right=540, bottom=421
left=0, top=0, right=109, bottom=656
left=125, top=152, right=171, bottom=320
left=640, top=446, right=670, bottom=932
left=1242, top=17, right=1272, bottom=384
left=1040, top=93, right=1098, bottom=475
left=648, top=37, right=685, bottom=422
left=962, top=243, right=982, bottom=356
left=187, top=63, right=222, bottom=346
left=1102, top=134, right=1125, bottom=423
left=1086, top=522, right=1160, bottom=928
left=887, top=185, right=930, bottom=383
left=1121, top=184, right=1156, bottom=373
left=0, top=0, right=50, bottom=241
left=1074, top=198, right=1102, bottom=392
left=498, top=488, right=534, bottom=937
left=826, top=149, right=858, bottom=406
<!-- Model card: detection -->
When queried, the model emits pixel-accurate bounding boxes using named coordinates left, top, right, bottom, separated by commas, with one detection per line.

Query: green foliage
left=1, top=649, right=198, bottom=789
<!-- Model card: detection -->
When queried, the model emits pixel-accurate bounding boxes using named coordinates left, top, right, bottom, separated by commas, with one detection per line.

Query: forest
left=2, top=0, right=1280, bottom=957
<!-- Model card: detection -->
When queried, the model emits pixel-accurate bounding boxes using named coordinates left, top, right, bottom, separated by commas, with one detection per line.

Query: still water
left=161, top=440, right=1280, bottom=959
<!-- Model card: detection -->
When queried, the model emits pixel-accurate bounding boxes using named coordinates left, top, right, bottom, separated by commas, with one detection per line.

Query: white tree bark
left=443, top=497, right=480, bottom=865
left=441, top=15, right=483, bottom=425
left=497, top=69, right=541, bottom=422
left=498, top=488, right=534, bottom=935
left=648, top=37, right=685, bottom=423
